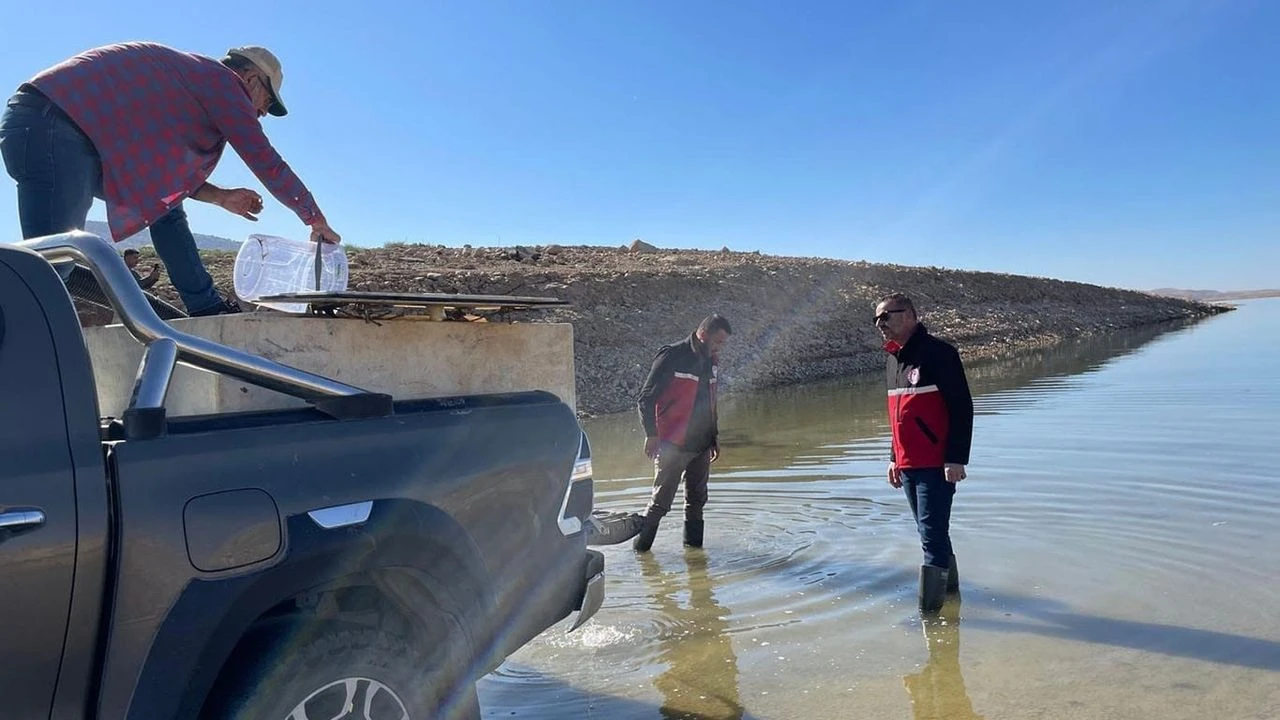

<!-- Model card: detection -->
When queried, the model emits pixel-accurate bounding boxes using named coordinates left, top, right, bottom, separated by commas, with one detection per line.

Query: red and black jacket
left=885, top=324, right=974, bottom=469
left=637, top=334, right=719, bottom=452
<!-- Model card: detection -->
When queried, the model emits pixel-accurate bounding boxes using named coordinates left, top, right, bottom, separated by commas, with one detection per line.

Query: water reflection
left=585, top=318, right=1199, bottom=482
left=640, top=550, right=744, bottom=720
left=903, top=600, right=984, bottom=720
left=477, top=310, right=1280, bottom=719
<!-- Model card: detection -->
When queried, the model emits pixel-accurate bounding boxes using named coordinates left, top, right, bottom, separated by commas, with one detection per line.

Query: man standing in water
left=875, top=293, right=974, bottom=613
left=632, top=314, right=732, bottom=552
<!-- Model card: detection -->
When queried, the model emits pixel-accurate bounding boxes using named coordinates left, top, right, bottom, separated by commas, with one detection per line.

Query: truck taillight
left=557, top=431, right=594, bottom=536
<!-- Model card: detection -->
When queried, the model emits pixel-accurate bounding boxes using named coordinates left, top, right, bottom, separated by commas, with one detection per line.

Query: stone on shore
left=85, top=244, right=1228, bottom=416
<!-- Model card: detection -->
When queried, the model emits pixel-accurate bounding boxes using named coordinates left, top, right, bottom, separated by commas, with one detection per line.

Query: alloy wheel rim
left=285, top=676, right=411, bottom=720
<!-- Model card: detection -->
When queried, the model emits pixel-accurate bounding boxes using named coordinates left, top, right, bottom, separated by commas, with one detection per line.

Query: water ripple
left=480, top=304, right=1280, bottom=720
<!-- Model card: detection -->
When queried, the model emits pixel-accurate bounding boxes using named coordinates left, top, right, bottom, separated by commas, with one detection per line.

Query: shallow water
left=479, top=298, right=1280, bottom=719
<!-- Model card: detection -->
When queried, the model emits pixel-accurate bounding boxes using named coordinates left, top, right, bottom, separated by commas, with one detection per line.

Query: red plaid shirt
left=29, top=42, right=323, bottom=241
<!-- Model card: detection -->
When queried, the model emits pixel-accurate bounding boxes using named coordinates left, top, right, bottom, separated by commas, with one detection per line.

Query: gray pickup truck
left=0, top=232, right=609, bottom=720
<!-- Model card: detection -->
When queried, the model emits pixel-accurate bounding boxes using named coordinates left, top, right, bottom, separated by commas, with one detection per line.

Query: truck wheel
left=204, top=626, right=480, bottom=720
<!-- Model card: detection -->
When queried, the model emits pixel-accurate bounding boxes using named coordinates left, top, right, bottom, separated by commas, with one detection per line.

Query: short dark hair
left=877, top=293, right=916, bottom=315
left=698, top=314, right=732, bottom=336
left=123, top=249, right=140, bottom=257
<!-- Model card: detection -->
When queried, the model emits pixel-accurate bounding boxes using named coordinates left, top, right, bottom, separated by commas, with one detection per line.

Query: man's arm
left=885, top=361, right=898, bottom=463
left=709, top=373, right=721, bottom=461
left=192, top=182, right=263, bottom=221
left=884, top=360, right=903, bottom=485
left=636, top=346, right=675, bottom=438
left=201, top=80, right=335, bottom=239
left=938, top=344, right=974, bottom=465
left=137, top=266, right=159, bottom=290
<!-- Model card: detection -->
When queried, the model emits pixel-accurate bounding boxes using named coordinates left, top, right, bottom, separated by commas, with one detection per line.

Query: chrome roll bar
left=20, top=231, right=389, bottom=424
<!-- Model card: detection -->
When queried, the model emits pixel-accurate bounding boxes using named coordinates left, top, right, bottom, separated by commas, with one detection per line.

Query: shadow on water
left=892, top=582, right=1280, bottom=719
left=586, top=319, right=1202, bottom=481
left=967, top=590, right=1280, bottom=672
left=480, top=561, right=1280, bottom=718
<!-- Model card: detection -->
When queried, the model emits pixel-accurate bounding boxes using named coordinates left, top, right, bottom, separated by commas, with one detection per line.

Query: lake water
left=478, top=298, right=1280, bottom=720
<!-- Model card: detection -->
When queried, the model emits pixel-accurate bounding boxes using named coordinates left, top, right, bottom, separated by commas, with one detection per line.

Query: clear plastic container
left=233, top=234, right=349, bottom=313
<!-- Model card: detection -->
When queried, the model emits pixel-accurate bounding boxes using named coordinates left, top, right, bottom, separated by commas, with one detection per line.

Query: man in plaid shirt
left=0, top=42, right=341, bottom=316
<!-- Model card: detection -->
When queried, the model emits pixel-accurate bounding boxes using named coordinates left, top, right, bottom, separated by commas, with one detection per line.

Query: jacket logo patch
left=906, top=367, right=920, bottom=385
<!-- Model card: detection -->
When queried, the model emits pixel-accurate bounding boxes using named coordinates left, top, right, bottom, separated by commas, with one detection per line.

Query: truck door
left=0, top=250, right=87, bottom=719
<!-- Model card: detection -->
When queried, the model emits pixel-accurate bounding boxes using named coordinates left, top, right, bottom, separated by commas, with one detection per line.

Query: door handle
left=0, top=508, right=46, bottom=531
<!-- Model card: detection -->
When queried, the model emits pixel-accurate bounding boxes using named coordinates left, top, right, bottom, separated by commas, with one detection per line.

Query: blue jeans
left=147, top=203, right=220, bottom=312
left=901, top=467, right=955, bottom=569
left=1, top=89, right=220, bottom=313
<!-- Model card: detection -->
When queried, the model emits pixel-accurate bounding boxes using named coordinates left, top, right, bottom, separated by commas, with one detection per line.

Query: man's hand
left=644, top=437, right=660, bottom=460
left=887, top=462, right=902, bottom=488
left=944, top=463, right=967, bottom=483
left=309, top=218, right=342, bottom=244
left=709, top=443, right=720, bottom=463
left=193, top=183, right=263, bottom=221
left=217, top=188, right=263, bottom=221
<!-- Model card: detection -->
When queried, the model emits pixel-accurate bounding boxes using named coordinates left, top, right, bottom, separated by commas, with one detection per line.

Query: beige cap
left=225, top=45, right=288, bottom=117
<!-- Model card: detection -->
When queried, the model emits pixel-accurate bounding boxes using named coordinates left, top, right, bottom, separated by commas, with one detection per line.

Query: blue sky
left=2, top=0, right=1276, bottom=290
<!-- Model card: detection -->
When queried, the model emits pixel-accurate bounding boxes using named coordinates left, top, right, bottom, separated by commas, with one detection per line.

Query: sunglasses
left=874, top=308, right=909, bottom=324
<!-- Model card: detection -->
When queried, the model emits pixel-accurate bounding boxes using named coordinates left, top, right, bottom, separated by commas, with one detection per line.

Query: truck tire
left=204, top=626, right=480, bottom=720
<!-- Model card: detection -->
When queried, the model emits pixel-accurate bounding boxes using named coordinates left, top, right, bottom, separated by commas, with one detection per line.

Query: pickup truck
left=0, top=232, right=609, bottom=720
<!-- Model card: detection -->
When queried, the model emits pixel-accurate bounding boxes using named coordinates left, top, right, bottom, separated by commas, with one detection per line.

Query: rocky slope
left=1149, top=287, right=1280, bottom=302
left=94, top=242, right=1227, bottom=416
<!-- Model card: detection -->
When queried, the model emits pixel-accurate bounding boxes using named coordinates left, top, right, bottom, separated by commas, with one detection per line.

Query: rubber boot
left=683, top=519, right=704, bottom=548
left=632, top=516, right=660, bottom=553
left=584, top=511, right=646, bottom=546
left=947, top=554, right=960, bottom=595
left=919, top=564, right=948, bottom=614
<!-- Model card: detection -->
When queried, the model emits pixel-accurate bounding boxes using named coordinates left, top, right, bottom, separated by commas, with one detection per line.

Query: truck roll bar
left=20, top=231, right=392, bottom=431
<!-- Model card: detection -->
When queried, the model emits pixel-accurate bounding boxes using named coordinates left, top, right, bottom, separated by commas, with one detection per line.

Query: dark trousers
left=644, top=442, right=711, bottom=522
left=1, top=89, right=221, bottom=313
left=901, top=467, right=955, bottom=569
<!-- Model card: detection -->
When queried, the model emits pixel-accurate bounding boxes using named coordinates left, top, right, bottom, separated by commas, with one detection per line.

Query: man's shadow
left=639, top=550, right=747, bottom=720
left=902, top=598, right=985, bottom=720
left=965, top=590, right=1280, bottom=672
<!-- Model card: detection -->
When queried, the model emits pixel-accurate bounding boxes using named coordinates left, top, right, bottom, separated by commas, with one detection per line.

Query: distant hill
left=85, top=220, right=241, bottom=252
left=1148, top=288, right=1280, bottom=302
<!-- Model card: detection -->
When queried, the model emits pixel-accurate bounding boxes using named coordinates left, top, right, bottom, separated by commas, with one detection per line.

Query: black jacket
left=884, top=324, right=974, bottom=468
left=637, top=333, right=719, bottom=452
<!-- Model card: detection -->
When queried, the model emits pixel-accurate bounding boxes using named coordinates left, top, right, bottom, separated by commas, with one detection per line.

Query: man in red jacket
left=0, top=42, right=340, bottom=316
left=876, top=293, right=974, bottom=613
left=632, top=314, right=732, bottom=552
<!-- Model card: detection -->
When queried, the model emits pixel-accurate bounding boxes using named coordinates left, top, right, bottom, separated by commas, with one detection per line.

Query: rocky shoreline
left=94, top=243, right=1228, bottom=416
